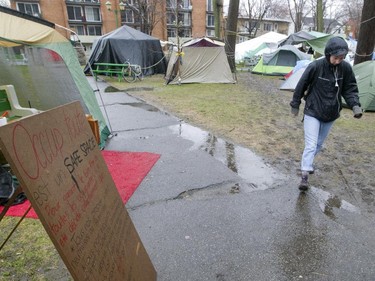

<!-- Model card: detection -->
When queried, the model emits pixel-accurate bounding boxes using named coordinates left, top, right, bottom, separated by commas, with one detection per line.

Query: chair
left=0, top=85, right=41, bottom=120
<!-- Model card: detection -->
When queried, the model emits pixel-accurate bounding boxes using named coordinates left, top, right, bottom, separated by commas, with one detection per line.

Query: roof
left=182, top=37, right=225, bottom=47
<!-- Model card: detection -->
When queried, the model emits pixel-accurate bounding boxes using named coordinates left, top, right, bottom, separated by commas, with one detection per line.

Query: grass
left=1, top=71, right=374, bottom=280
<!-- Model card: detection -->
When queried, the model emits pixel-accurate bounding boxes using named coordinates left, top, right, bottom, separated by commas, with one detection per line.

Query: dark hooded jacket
left=290, top=37, right=361, bottom=122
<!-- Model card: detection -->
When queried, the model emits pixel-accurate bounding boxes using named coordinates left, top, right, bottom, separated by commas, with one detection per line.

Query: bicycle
left=122, top=60, right=144, bottom=83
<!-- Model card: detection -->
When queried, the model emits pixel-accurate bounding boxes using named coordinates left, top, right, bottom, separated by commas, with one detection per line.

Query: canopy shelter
left=165, top=37, right=235, bottom=84
left=280, top=30, right=328, bottom=46
left=84, top=25, right=166, bottom=76
left=0, top=6, right=110, bottom=146
left=252, top=45, right=312, bottom=76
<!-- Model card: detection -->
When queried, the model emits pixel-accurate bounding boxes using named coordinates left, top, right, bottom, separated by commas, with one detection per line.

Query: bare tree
left=354, top=0, right=375, bottom=65
left=239, top=0, right=272, bottom=38
left=286, top=0, right=311, bottom=32
left=266, top=1, right=290, bottom=19
left=125, top=0, right=164, bottom=35
left=0, top=0, right=9, bottom=7
left=339, top=0, right=363, bottom=38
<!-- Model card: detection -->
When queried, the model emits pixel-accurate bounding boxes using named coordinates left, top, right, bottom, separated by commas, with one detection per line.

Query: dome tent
left=0, top=6, right=110, bottom=147
left=252, top=45, right=313, bottom=76
left=85, top=25, right=166, bottom=76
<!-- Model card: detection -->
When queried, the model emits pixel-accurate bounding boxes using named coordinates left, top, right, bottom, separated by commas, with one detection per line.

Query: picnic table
left=92, top=62, right=129, bottom=82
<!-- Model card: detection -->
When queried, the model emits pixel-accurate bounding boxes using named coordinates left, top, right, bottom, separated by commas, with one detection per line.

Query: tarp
left=165, top=37, right=235, bottom=84
left=343, top=61, right=375, bottom=111
left=252, top=45, right=312, bottom=76
left=85, top=25, right=166, bottom=75
left=0, top=6, right=110, bottom=147
left=280, top=30, right=328, bottom=46
left=235, top=32, right=287, bottom=62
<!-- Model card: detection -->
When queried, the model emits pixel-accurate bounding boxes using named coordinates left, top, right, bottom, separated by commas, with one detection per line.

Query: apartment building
left=9, top=0, right=222, bottom=51
left=236, top=16, right=291, bottom=43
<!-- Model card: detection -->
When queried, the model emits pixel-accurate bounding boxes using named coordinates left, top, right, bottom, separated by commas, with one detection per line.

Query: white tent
left=235, top=32, right=288, bottom=63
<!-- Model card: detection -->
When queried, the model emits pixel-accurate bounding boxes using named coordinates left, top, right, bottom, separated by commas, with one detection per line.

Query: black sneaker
left=298, top=173, right=309, bottom=191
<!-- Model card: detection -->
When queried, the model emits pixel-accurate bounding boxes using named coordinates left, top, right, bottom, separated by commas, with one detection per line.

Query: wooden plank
left=0, top=102, right=156, bottom=281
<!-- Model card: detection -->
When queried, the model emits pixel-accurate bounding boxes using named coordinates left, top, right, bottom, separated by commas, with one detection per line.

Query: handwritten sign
left=0, top=102, right=156, bottom=281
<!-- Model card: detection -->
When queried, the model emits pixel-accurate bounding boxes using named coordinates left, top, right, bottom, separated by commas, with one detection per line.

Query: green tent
left=0, top=6, right=110, bottom=146
left=252, top=45, right=312, bottom=76
left=343, top=61, right=375, bottom=111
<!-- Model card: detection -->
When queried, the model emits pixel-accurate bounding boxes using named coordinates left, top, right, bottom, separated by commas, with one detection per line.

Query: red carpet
left=0, top=151, right=160, bottom=219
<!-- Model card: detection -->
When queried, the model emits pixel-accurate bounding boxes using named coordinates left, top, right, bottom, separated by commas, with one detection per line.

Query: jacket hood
left=324, top=36, right=349, bottom=57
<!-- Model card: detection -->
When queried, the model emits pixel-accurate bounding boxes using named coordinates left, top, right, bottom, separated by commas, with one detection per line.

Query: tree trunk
left=316, top=0, right=323, bottom=32
left=214, top=0, right=223, bottom=39
left=225, top=0, right=240, bottom=72
left=354, top=0, right=375, bottom=65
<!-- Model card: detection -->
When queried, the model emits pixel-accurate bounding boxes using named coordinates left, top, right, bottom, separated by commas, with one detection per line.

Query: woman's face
left=330, top=54, right=345, bottom=65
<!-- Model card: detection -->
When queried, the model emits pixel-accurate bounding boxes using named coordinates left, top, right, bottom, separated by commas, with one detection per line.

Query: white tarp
left=235, top=32, right=287, bottom=62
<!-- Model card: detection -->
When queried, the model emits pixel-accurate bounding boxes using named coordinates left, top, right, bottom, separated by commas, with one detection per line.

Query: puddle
left=310, top=186, right=361, bottom=219
left=169, top=122, right=286, bottom=190
left=121, top=102, right=160, bottom=112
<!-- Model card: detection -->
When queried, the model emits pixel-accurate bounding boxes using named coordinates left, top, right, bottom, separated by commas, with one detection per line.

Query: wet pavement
left=90, top=77, right=375, bottom=281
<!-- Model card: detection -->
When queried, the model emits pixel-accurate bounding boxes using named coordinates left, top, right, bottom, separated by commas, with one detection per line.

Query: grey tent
left=165, top=37, right=235, bottom=84
left=85, top=25, right=166, bottom=75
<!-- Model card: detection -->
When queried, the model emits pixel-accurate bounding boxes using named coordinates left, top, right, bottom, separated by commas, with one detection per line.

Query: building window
left=85, top=7, right=101, bottom=22
left=17, top=2, right=40, bottom=17
left=167, top=12, right=176, bottom=25
left=67, top=6, right=83, bottom=21
left=167, top=28, right=176, bottom=38
left=179, top=28, right=191, bottom=37
left=263, top=23, right=273, bottom=31
left=207, top=14, right=214, bottom=27
left=181, top=0, right=191, bottom=9
left=123, top=10, right=134, bottom=23
left=87, top=26, right=102, bottom=36
left=167, top=0, right=190, bottom=9
left=181, top=12, right=191, bottom=26
left=71, top=25, right=85, bottom=35
left=207, top=0, right=213, bottom=12
left=206, top=29, right=215, bottom=37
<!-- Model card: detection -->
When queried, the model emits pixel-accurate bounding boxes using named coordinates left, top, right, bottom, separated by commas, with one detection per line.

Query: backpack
left=0, top=166, right=26, bottom=206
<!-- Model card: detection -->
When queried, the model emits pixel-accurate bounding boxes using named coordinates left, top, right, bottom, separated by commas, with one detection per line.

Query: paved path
left=90, top=78, right=375, bottom=281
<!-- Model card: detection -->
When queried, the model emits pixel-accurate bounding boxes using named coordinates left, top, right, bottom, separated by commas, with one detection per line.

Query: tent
left=165, top=37, right=235, bottom=84
left=343, top=61, right=375, bottom=111
left=235, top=32, right=287, bottom=63
left=0, top=6, right=109, bottom=146
left=280, top=60, right=312, bottom=91
left=252, top=45, right=312, bottom=76
left=85, top=25, right=166, bottom=76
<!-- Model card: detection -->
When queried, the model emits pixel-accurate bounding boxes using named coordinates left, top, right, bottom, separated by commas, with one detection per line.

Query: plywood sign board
left=0, top=101, right=156, bottom=281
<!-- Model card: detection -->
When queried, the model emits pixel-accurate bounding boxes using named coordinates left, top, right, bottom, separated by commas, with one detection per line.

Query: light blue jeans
left=301, top=115, right=334, bottom=172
